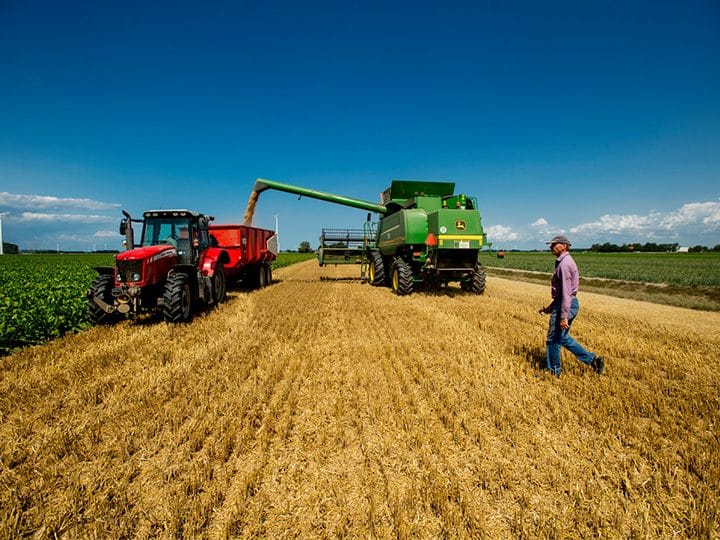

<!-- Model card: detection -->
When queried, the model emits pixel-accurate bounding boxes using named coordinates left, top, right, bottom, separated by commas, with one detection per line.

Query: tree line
left=589, top=242, right=720, bottom=253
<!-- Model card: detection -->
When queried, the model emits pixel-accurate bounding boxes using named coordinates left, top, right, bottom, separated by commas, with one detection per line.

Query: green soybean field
left=0, top=254, right=112, bottom=354
left=0, top=252, right=315, bottom=355
left=479, top=251, right=720, bottom=287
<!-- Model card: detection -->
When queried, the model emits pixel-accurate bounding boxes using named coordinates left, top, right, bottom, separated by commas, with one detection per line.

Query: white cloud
left=19, top=212, right=115, bottom=223
left=486, top=224, right=519, bottom=242
left=529, top=216, right=565, bottom=241
left=0, top=191, right=120, bottom=210
left=93, top=229, right=119, bottom=238
left=658, top=202, right=720, bottom=229
left=570, top=201, right=720, bottom=238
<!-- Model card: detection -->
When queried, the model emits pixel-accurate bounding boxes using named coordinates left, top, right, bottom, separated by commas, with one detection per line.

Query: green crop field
left=272, top=251, right=317, bottom=268
left=479, top=251, right=720, bottom=287
left=0, top=252, right=316, bottom=355
left=1, top=251, right=717, bottom=354
left=0, top=253, right=112, bottom=354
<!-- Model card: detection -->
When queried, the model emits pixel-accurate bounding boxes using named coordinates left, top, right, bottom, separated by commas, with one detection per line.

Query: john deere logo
left=455, top=220, right=466, bottom=231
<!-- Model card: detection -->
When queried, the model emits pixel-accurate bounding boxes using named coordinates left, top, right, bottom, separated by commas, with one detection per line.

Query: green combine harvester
left=252, top=178, right=487, bottom=295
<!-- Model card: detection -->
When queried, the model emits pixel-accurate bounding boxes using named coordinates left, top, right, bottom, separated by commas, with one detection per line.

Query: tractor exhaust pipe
left=120, top=210, right=135, bottom=250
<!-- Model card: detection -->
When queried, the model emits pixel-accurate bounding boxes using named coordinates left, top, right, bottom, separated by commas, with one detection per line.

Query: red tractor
left=88, top=209, right=276, bottom=324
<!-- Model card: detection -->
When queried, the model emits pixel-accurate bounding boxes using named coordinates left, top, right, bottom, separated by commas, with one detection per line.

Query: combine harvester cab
left=252, top=178, right=487, bottom=295
left=88, top=209, right=276, bottom=324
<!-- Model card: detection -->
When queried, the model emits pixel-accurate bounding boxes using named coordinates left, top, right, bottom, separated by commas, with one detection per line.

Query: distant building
left=676, top=246, right=690, bottom=253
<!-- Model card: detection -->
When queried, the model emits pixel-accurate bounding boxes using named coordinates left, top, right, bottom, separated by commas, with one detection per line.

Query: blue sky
left=1, top=0, right=719, bottom=251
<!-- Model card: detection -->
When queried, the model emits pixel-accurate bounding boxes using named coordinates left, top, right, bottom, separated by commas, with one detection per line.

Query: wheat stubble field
left=1, top=260, right=719, bottom=538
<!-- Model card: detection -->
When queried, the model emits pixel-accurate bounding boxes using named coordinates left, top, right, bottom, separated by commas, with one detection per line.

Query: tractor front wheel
left=88, top=274, right=117, bottom=325
left=163, top=273, right=193, bottom=323
left=368, top=251, right=385, bottom=286
left=391, top=260, right=414, bottom=295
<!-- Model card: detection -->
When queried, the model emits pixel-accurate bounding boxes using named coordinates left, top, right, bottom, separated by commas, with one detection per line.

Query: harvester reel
left=391, top=260, right=414, bottom=295
left=163, top=273, right=192, bottom=323
left=368, top=251, right=385, bottom=286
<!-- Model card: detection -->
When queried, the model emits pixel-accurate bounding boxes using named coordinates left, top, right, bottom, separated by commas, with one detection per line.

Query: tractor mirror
left=366, top=212, right=371, bottom=222
left=119, top=219, right=127, bottom=235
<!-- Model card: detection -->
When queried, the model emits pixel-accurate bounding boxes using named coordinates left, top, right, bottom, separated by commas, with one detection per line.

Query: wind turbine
left=0, top=212, right=8, bottom=255
left=273, top=211, right=280, bottom=252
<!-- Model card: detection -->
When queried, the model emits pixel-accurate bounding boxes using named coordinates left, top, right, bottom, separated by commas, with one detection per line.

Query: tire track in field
left=325, top=283, right=493, bottom=536
left=210, top=276, right=351, bottom=536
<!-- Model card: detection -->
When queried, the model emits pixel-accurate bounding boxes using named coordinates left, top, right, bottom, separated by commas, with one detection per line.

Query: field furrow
left=1, top=260, right=718, bottom=538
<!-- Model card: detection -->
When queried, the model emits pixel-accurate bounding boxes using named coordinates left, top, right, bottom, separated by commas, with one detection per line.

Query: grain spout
left=243, top=190, right=260, bottom=226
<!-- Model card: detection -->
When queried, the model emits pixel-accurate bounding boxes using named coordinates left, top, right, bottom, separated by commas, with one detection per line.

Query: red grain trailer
left=209, top=223, right=277, bottom=287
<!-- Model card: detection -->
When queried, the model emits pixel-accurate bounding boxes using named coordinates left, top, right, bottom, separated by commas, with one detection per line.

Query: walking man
left=539, top=235, right=604, bottom=377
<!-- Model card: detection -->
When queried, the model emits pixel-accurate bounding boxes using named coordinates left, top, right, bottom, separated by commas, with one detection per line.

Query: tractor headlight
left=132, top=273, right=141, bottom=281
left=116, top=274, right=123, bottom=282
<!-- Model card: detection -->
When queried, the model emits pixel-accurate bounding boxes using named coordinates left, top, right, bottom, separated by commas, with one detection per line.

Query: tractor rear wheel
left=368, top=251, right=385, bottom=286
left=391, top=259, right=414, bottom=295
left=163, top=273, right=193, bottom=323
left=88, top=274, right=117, bottom=325
left=212, top=263, right=226, bottom=304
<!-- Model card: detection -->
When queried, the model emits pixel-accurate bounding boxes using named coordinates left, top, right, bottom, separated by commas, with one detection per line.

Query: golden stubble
left=1, top=261, right=718, bottom=538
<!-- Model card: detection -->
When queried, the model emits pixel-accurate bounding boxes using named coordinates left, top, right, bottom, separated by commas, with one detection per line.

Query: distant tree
left=2, top=242, right=19, bottom=254
left=298, top=241, right=312, bottom=253
left=712, top=244, right=720, bottom=252
left=591, top=242, right=621, bottom=253
left=689, top=245, right=707, bottom=253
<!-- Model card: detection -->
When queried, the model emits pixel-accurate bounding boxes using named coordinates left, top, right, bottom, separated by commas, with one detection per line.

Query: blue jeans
left=546, top=297, right=595, bottom=375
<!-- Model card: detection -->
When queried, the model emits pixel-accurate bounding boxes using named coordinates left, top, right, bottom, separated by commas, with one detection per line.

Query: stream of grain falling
left=243, top=190, right=260, bottom=226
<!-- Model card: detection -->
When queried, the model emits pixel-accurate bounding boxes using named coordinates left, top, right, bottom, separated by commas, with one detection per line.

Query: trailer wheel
left=258, top=264, right=267, bottom=288
left=391, top=260, right=414, bottom=295
left=469, top=265, right=487, bottom=294
left=213, top=263, right=226, bottom=304
left=265, top=265, right=273, bottom=286
left=88, top=274, right=117, bottom=325
left=368, top=251, right=385, bottom=286
left=163, top=273, right=192, bottom=323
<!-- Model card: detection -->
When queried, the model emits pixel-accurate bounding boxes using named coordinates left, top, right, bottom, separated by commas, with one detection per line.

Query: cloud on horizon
left=93, top=229, right=119, bottom=238
left=0, top=191, right=122, bottom=250
left=485, top=224, right=519, bottom=243
left=487, top=200, right=720, bottom=248
left=17, top=212, right=115, bottom=224
left=570, top=201, right=720, bottom=238
left=0, top=192, right=120, bottom=211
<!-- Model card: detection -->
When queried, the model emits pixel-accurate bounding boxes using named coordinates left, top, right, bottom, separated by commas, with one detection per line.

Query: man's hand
left=560, top=318, right=570, bottom=330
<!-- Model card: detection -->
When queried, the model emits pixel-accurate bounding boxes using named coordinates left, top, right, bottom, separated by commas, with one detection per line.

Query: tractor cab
left=138, top=210, right=211, bottom=265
